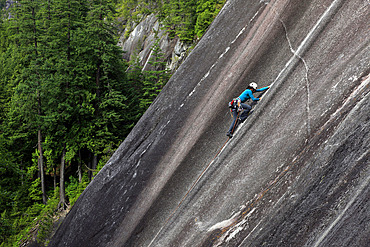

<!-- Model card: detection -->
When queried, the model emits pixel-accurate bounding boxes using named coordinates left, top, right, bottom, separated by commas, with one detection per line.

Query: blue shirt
left=238, top=87, right=269, bottom=102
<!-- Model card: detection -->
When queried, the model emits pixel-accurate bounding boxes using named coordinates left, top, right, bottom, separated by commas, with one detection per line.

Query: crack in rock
left=279, top=18, right=312, bottom=137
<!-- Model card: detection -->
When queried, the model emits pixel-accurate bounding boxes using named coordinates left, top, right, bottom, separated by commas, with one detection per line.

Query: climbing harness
left=228, top=98, right=242, bottom=112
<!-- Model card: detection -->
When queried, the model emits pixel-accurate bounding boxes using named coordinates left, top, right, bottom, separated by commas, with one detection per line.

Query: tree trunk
left=54, top=167, right=57, bottom=190
left=38, top=129, right=47, bottom=204
left=32, top=2, right=47, bottom=205
left=88, top=152, right=92, bottom=181
left=78, top=150, right=82, bottom=183
left=59, top=145, right=66, bottom=209
left=92, top=154, right=98, bottom=179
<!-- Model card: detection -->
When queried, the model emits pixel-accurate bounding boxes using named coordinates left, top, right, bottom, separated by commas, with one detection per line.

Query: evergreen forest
left=0, top=0, right=225, bottom=246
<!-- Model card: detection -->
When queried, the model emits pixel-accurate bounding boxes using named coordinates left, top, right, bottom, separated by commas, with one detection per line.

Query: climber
left=226, top=82, right=270, bottom=138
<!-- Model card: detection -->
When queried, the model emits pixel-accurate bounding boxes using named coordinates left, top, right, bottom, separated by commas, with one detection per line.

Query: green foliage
left=0, top=211, right=13, bottom=244
left=194, top=0, right=225, bottom=38
left=140, top=32, right=171, bottom=109
left=0, top=0, right=7, bottom=10
left=36, top=193, right=59, bottom=245
left=28, top=178, right=43, bottom=202
left=123, top=31, right=171, bottom=122
left=65, top=175, right=89, bottom=207
left=0, top=133, right=28, bottom=245
left=159, top=0, right=197, bottom=41
left=1, top=0, right=134, bottom=245
left=117, top=0, right=225, bottom=42
left=0, top=0, right=226, bottom=245
left=125, top=55, right=145, bottom=126
left=7, top=190, right=60, bottom=247
left=117, top=0, right=160, bottom=22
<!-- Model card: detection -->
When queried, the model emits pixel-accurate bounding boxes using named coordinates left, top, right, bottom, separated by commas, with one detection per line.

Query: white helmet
left=249, top=82, right=258, bottom=90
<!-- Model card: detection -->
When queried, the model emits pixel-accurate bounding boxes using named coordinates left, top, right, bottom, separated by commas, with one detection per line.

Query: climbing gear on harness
left=228, top=98, right=242, bottom=112
left=249, top=82, right=258, bottom=90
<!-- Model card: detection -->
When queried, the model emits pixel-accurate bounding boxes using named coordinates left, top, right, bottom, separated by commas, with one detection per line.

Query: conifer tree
left=81, top=0, right=129, bottom=165
left=0, top=0, right=230, bottom=243
left=141, top=31, right=170, bottom=110
left=126, top=54, right=146, bottom=126
left=43, top=0, right=89, bottom=209
left=10, top=0, right=48, bottom=204
left=195, top=0, right=225, bottom=38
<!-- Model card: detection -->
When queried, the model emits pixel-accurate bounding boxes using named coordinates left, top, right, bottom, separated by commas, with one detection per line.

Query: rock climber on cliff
left=227, top=82, right=270, bottom=138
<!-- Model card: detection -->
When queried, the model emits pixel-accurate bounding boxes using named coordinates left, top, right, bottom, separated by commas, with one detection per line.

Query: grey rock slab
left=49, top=0, right=370, bottom=246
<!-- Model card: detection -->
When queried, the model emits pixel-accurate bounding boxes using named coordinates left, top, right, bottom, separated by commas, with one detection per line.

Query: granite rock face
left=3, top=0, right=15, bottom=18
left=49, top=0, right=369, bottom=246
left=117, top=14, right=190, bottom=72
